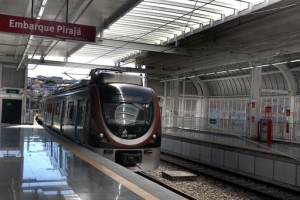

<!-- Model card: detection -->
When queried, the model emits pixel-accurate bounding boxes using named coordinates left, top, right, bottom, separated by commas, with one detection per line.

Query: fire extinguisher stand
left=259, top=106, right=272, bottom=143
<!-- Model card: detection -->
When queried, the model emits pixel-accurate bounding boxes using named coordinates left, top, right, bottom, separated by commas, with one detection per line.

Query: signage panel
left=6, top=89, right=19, bottom=94
left=0, top=14, right=96, bottom=42
left=209, top=119, right=217, bottom=124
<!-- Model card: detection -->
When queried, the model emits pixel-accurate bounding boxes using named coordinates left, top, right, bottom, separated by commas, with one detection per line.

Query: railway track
left=136, top=171, right=198, bottom=200
left=160, top=153, right=300, bottom=200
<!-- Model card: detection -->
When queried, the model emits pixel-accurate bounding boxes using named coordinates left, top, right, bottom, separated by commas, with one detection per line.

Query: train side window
left=55, top=103, right=61, bottom=117
left=86, top=99, right=89, bottom=113
left=67, top=102, right=74, bottom=120
left=48, top=104, right=53, bottom=114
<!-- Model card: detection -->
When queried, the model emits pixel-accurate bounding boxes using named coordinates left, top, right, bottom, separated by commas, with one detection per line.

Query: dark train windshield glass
left=112, top=95, right=144, bottom=102
left=103, top=102, right=153, bottom=126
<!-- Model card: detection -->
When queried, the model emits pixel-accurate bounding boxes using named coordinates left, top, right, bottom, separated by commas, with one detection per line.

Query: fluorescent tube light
left=256, top=64, right=269, bottom=67
left=291, top=59, right=300, bottom=62
left=241, top=67, right=253, bottom=70
left=273, top=61, right=287, bottom=65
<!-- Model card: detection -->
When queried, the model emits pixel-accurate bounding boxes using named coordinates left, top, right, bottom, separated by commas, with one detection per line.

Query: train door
left=82, top=99, right=90, bottom=144
left=51, top=103, right=54, bottom=127
left=46, top=103, right=53, bottom=125
left=75, top=100, right=84, bottom=143
left=44, top=104, right=48, bottom=124
left=60, top=101, right=66, bottom=133
left=1, top=99, right=22, bottom=124
left=53, top=102, right=61, bottom=130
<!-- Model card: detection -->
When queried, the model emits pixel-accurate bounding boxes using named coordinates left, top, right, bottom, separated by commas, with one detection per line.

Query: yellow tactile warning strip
left=48, top=133, right=159, bottom=200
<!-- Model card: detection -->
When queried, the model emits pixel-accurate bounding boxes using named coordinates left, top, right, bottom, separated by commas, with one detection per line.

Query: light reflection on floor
left=0, top=125, right=143, bottom=200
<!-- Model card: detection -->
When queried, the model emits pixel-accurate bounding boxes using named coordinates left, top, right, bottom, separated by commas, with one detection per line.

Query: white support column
left=249, top=67, right=261, bottom=138
left=0, top=63, right=2, bottom=123
left=201, top=97, right=208, bottom=118
left=274, top=63, right=296, bottom=140
left=163, top=81, right=167, bottom=117
left=182, top=78, right=186, bottom=117
left=289, top=95, right=295, bottom=139
left=22, top=66, right=28, bottom=124
left=172, top=78, right=179, bottom=127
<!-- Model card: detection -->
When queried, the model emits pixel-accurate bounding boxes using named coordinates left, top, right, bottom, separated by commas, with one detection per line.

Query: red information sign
left=0, top=14, right=96, bottom=42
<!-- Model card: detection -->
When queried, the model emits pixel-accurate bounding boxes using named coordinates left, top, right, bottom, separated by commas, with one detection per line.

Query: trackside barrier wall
left=161, top=134, right=300, bottom=189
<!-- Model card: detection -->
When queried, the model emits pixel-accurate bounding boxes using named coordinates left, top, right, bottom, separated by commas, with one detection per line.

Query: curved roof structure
left=1, top=0, right=300, bottom=96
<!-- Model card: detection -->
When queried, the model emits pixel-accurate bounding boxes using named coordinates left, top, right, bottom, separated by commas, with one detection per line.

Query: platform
left=0, top=124, right=186, bottom=200
left=162, top=127, right=300, bottom=189
left=163, top=127, right=300, bottom=158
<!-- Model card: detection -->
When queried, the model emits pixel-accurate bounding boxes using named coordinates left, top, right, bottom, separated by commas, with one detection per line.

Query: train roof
left=90, top=69, right=142, bottom=86
left=48, top=69, right=142, bottom=97
left=94, top=73, right=142, bottom=86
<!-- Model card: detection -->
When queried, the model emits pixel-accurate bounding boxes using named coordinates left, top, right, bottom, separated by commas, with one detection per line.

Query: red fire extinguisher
left=286, top=123, right=289, bottom=134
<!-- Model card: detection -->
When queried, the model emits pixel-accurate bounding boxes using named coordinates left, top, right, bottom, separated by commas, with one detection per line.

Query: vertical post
left=289, top=95, right=295, bottom=141
left=23, top=66, right=29, bottom=124
left=0, top=64, right=2, bottom=123
left=163, top=81, right=167, bottom=126
left=172, top=78, right=179, bottom=128
left=66, top=0, right=69, bottom=23
left=31, top=0, right=34, bottom=18
left=182, top=78, right=185, bottom=117
left=29, top=77, right=32, bottom=110
left=249, top=67, right=261, bottom=138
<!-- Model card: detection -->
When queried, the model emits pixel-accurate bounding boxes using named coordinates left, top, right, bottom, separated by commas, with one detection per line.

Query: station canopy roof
left=1, top=0, right=300, bottom=81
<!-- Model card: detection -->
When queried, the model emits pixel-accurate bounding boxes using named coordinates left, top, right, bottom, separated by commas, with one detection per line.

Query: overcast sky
left=28, top=65, right=91, bottom=80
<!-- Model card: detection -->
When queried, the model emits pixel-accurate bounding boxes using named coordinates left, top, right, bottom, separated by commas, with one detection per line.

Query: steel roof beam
left=29, top=59, right=175, bottom=75
left=133, top=7, right=217, bottom=20
left=67, top=0, right=142, bottom=57
left=142, top=0, right=229, bottom=14
left=145, top=0, right=239, bottom=9
left=121, top=16, right=198, bottom=26
left=80, top=39, right=252, bottom=61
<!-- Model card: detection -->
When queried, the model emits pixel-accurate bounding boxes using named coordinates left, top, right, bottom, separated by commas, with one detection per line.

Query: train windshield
left=103, top=103, right=153, bottom=126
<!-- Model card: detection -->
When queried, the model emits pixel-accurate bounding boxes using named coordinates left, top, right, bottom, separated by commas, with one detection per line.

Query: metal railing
left=162, top=116, right=300, bottom=143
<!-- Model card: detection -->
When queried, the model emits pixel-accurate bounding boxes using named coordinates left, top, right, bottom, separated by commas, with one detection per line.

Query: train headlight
left=152, top=134, right=157, bottom=139
left=99, top=133, right=104, bottom=138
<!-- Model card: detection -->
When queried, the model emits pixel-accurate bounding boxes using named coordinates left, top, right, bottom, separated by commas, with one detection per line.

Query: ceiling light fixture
left=228, top=69, right=239, bottom=72
left=272, top=61, right=287, bottom=65
left=256, top=64, right=269, bottom=67
left=291, top=59, right=300, bottom=62
left=241, top=67, right=254, bottom=70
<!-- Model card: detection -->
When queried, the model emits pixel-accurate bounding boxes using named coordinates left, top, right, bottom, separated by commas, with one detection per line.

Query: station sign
left=0, top=14, right=96, bottom=42
left=6, top=89, right=19, bottom=94
left=209, top=118, right=217, bottom=124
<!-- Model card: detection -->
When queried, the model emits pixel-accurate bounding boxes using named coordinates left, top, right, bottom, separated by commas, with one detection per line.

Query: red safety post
left=265, top=106, right=272, bottom=143
left=286, top=123, right=289, bottom=134
left=286, top=109, right=290, bottom=134
left=286, top=109, right=290, bottom=116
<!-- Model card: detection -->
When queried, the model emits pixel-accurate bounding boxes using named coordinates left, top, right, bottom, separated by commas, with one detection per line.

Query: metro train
left=36, top=69, right=161, bottom=171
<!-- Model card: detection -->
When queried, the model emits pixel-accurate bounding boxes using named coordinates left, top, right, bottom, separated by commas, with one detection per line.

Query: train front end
left=88, top=71, right=161, bottom=171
